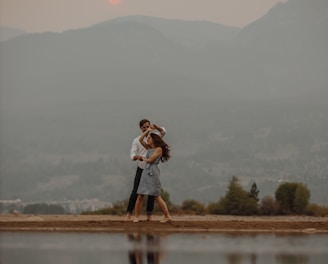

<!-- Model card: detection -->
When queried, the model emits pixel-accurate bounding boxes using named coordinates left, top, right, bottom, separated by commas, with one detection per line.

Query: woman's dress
left=137, top=149, right=161, bottom=196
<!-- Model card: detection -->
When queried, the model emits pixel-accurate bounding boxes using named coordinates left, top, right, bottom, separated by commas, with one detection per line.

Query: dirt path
left=1, top=214, right=328, bottom=233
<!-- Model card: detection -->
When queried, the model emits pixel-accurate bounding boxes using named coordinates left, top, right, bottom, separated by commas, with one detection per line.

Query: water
left=1, top=232, right=327, bottom=264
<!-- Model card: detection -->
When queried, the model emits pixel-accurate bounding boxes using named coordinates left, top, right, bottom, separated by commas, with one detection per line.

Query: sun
left=108, top=0, right=121, bottom=5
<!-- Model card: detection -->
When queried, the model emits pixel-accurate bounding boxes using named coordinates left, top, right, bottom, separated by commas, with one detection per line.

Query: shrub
left=275, top=182, right=297, bottom=214
left=82, top=200, right=128, bottom=215
left=293, top=183, right=310, bottom=214
left=181, top=199, right=206, bottom=215
left=306, top=204, right=328, bottom=217
left=259, top=195, right=278, bottom=215
left=275, top=182, right=310, bottom=215
left=23, top=203, right=66, bottom=214
left=207, top=199, right=225, bottom=215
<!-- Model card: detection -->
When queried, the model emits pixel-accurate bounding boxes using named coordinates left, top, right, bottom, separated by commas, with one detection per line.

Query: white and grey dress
left=137, top=149, right=161, bottom=196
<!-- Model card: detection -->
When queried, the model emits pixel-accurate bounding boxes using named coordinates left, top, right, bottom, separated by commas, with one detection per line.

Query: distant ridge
left=100, top=15, right=240, bottom=49
left=0, top=27, right=26, bottom=42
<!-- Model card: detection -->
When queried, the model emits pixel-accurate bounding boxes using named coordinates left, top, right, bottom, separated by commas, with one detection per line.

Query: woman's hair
left=149, top=133, right=171, bottom=162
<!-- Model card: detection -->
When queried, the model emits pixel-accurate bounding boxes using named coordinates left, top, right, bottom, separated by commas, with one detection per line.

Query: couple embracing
left=126, top=119, right=172, bottom=223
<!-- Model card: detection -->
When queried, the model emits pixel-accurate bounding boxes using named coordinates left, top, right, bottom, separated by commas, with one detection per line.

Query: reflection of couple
left=127, top=233, right=162, bottom=264
left=125, top=119, right=172, bottom=223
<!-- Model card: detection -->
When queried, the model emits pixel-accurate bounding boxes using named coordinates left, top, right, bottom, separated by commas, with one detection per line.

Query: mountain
left=0, top=0, right=327, bottom=205
left=198, top=0, right=328, bottom=99
left=106, top=16, right=240, bottom=49
left=0, top=27, right=26, bottom=42
left=0, top=17, right=236, bottom=109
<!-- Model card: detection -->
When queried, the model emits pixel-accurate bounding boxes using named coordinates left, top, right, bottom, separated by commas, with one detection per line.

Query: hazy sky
left=0, top=0, right=287, bottom=32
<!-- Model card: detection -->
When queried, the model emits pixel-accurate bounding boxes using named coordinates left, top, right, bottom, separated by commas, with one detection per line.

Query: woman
left=133, top=128, right=172, bottom=223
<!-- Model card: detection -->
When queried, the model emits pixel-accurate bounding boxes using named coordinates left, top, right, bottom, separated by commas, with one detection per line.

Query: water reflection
left=125, top=233, right=314, bottom=264
left=275, top=254, right=309, bottom=264
left=226, top=253, right=257, bottom=264
left=127, top=233, right=163, bottom=264
left=225, top=253, right=309, bottom=264
left=1, top=232, right=327, bottom=264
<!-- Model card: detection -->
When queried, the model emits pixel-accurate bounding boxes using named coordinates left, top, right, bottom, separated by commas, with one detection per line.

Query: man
left=125, top=119, right=166, bottom=221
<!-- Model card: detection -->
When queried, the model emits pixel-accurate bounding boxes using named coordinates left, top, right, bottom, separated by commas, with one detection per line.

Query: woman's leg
left=155, top=196, right=171, bottom=222
left=134, top=194, right=144, bottom=222
left=146, top=195, right=155, bottom=221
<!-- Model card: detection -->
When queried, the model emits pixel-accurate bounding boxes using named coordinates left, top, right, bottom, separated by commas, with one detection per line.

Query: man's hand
left=133, top=155, right=143, bottom=161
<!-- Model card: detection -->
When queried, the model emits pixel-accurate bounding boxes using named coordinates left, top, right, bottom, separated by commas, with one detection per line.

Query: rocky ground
left=1, top=214, right=328, bottom=233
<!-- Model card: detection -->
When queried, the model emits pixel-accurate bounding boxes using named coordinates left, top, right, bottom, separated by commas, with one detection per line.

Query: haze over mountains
left=1, top=0, right=327, bottom=205
left=0, top=27, right=26, bottom=42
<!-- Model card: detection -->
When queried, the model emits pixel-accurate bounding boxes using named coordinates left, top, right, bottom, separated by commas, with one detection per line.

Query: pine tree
left=248, top=182, right=260, bottom=202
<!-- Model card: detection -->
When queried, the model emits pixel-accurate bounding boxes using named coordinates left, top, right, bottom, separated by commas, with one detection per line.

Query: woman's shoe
left=133, top=218, right=139, bottom=223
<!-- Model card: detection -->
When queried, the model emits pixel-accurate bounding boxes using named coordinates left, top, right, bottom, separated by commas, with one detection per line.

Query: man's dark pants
left=126, top=167, right=155, bottom=215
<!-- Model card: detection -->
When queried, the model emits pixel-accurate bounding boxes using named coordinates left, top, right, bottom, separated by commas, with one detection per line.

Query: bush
left=207, top=199, right=225, bottom=215
left=259, top=195, right=279, bottom=215
left=23, top=203, right=66, bottom=214
left=181, top=199, right=206, bottom=215
left=306, top=204, right=328, bottom=217
left=294, top=183, right=310, bottom=214
left=243, top=197, right=259, bottom=215
left=275, top=182, right=297, bottom=214
left=275, top=182, right=310, bottom=215
left=82, top=200, right=128, bottom=215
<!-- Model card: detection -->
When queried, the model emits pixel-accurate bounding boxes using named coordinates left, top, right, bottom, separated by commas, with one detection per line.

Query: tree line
left=7, top=176, right=328, bottom=216
left=85, top=176, right=328, bottom=217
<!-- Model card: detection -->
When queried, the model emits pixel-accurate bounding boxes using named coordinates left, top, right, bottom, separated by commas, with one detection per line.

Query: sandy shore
left=1, top=214, right=328, bottom=233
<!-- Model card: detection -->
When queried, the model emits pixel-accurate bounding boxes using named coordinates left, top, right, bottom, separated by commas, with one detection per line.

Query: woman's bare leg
left=134, top=195, right=144, bottom=222
left=155, top=196, right=172, bottom=222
